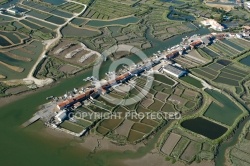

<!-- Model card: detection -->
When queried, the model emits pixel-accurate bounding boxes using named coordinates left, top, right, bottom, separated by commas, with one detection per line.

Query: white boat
left=46, top=96, right=54, bottom=100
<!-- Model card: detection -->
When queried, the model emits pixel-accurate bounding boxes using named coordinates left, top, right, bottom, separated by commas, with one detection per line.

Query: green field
left=59, top=2, right=85, bottom=14
left=208, top=41, right=240, bottom=57
left=185, top=101, right=195, bottom=109
left=20, top=19, right=42, bottom=30
left=204, top=89, right=243, bottom=126
left=213, top=76, right=239, bottom=86
left=180, top=141, right=202, bottom=162
left=86, top=16, right=140, bottom=27
left=60, top=120, right=84, bottom=133
left=0, top=41, right=43, bottom=80
left=230, top=39, right=250, bottom=49
left=75, top=119, right=92, bottom=128
left=71, top=17, right=88, bottom=26
left=127, top=130, right=145, bottom=142
left=180, top=76, right=203, bottom=88
left=45, top=16, right=66, bottom=25
left=141, top=118, right=159, bottom=127
left=26, top=10, right=51, bottom=19
left=192, top=68, right=215, bottom=80
left=148, top=99, right=164, bottom=111
left=131, top=123, right=153, bottom=133
left=96, top=126, right=109, bottom=135
left=26, top=17, right=58, bottom=30
left=192, top=61, right=248, bottom=87
left=154, top=74, right=175, bottom=86
left=81, top=0, right=146, bottom=20
left=240, top=55, right=250, bottom=67
left=161, top=102, right=176, bottom=113
left=61, top=24, right=101, bottom=38
left=100, top=118, right=123, bottom=130
left=170, top=137, right=190, bottom=158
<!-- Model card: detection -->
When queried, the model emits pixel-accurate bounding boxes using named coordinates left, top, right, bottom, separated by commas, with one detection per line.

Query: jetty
left=21, top=115, right=40, bottom=128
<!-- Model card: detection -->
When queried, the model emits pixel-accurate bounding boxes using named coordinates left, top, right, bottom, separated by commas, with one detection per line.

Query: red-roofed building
left=57, top=90, right=94, bottom=110
left=115, top=75, right=125, bottom=81
left=190, top=40, right=202, bottom=48
left=57, top=101, right=68, bottom=110
left=215, top=34, right=226, bottom=40
left=166, top=50, right=179, bottom=59
left=74, top=93, right=86, bottom=101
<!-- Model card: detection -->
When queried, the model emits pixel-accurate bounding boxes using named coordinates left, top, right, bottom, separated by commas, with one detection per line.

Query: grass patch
left=180, top=76, right=203, bottom=88
left=60, top=120, right=84, bottom=133
left=204, top=89, right=243, bottom=126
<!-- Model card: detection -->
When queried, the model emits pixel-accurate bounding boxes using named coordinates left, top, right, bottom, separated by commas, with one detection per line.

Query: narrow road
left=189, top=73, right=221, bottom=92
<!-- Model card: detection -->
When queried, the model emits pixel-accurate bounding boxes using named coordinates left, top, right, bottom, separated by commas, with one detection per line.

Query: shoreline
left=0, top=63, right=96, bottom=108
left=0, top=84, right=51, bottom=108
left=35, top=121, right=145, bottom=154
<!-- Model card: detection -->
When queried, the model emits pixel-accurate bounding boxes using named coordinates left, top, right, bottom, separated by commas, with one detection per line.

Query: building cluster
left=201, top=19, right=224, bottom=31
left=56, top=60, right=161, bottom=113
left=53, top=33, right=220, bottom=124
left=56, top=89, right=98, bottom=110
left=161, top=35, right=213, bottom=61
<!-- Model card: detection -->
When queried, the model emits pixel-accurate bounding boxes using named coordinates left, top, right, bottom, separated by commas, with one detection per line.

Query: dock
left=21, top=115, right=40, bottom=128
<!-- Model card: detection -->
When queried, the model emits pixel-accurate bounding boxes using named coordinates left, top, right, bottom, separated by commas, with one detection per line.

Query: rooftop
left=201, top=19, right=224, bottom=31
left=164, top=65, right=186, bottom=76
left=243, top=26, right=250, bottom=30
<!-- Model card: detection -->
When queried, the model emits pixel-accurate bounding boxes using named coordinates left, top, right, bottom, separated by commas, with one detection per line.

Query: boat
left=46, top=96, right=54, bottom=100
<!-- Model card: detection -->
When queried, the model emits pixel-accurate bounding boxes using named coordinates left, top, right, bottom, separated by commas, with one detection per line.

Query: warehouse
left=163, top=65, right=187, bottom=78
left=55, top=110, right=67, bottom=124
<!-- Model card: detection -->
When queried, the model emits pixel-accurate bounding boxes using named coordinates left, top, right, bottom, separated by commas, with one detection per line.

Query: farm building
left=163, top=64, right=187, bottom=78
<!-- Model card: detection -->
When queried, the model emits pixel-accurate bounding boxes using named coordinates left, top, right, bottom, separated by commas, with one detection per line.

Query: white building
left=236, top=33, right=242, bottom=38
left=201, top=19, right=224, bottom=31
left=55, top=110, right=67, bottom=123
left=6, top=8, right=18, bottom=15
left=245, top=2, right=250, bottom=9
left=163, top=65, right=187, bottom=78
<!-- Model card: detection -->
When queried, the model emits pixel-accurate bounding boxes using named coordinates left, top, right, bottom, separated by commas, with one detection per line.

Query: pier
left=21, top=115, right=40, bottom=128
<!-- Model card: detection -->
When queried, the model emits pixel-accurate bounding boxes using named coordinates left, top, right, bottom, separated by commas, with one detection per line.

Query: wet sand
left=122, top=151, right=215, bottom=166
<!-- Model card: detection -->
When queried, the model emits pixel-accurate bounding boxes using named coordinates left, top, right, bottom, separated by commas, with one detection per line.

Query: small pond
left=181, top=117, right=227, bottom=140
